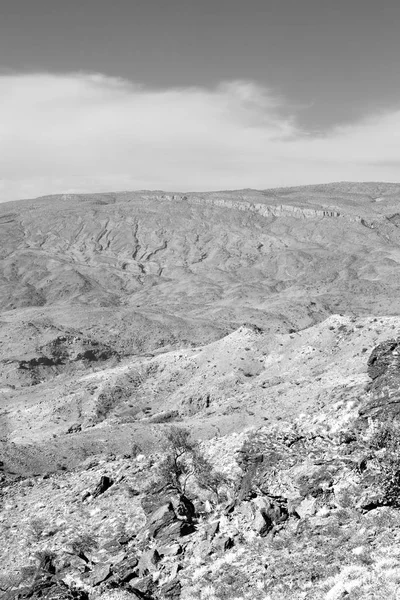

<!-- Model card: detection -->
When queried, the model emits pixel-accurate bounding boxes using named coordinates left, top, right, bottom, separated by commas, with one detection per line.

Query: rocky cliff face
left=360, top=338, right=400, bottom=420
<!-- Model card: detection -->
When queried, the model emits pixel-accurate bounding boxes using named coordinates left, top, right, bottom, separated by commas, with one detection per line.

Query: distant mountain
left=2, top=182, right=400, bottom=471
left=4, top=185, right=400, bottom=599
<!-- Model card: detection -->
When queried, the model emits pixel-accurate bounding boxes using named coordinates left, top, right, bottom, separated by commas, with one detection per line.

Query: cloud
left=0, top=72, right=399, bottom=202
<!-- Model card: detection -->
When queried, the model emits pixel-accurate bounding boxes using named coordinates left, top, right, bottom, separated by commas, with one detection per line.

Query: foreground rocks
left=361, top=337, right=400, bottom=420
left=4, top=336, right=400, bottom=598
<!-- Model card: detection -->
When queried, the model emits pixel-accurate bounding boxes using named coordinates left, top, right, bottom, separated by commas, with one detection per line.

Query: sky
left=1, top=0, right=400, bottom=201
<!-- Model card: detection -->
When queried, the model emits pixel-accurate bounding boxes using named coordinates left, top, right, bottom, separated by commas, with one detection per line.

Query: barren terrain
left=2, top=182, right=400, bottom=471
left=3, top=183, right=400, bottom=599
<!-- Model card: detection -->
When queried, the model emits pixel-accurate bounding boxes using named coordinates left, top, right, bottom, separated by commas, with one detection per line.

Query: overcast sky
left=1, top=0, right=400, bottom=201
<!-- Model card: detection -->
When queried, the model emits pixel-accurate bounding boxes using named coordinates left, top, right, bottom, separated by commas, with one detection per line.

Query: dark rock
left=118, top=533, right=136, bottom=545
left=81, top=490, right=90, bottom=502
left=223, top=502, right=236, bottom=515
left=236, top=466, right=259, bottom=503
left=205, top=520, right=220, bottom=540
left=130, top=575, right=157, bottom=598
left=250, top=496, right=289, bottom=536
left=176, top=494, right=196, bottom=522
left=147, top=503, right=176, bottom=538
left=37, top=553, right=56, bottom=575
left=160, top=578, right=182, bottom=599
left=214, top=536, right=235, bottom=552
left=92, top=475, right=114, bottom=498
left=113, top=555, right=139, bottom=583
left=361, top=339, right=400, bottom=420
left=17, top=577, right=89, bottom=600
left=253, top=510, right=274, bottom=537
left=154, top=520, right=195, bottom=545
left=367, top=339, right=400, bottom=380
left=66, top=423, right=82, bottom=434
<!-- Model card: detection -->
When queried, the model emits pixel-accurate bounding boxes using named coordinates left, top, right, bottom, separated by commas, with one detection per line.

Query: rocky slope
left=2, top=333, right=400, bottom=599
left=2, top=183, right=400, bottom=469
left=2, top=183, right=400, bottom=598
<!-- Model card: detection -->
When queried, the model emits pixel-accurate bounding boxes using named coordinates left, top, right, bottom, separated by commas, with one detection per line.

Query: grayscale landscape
left=3, top=0, right=400, bottom=597
left=3, top=183, right=400, bottom=599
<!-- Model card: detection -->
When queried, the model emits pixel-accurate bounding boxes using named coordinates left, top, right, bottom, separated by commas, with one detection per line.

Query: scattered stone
left=67, top=423, right=82, bottom=434
left=214, top=536, right=235, bottom=552
left=147, top=503, right=176, bottom=538
left=92, top=475, right=114, bottom=498
left=170, top=563, right=183, bottom=581
left=137, top=548, right=161, bottom=576
left=192, top=539, right=213, bottom=559
left=252, top=510, right=274, bottom=537
left=154, top=520, right=196, bottom=545
left=81, top=490, right=91, bottom=502
left=113, top=555, right=139, bottom=583
left=205, top=520, right=220, bottom=540
left=160, top=578, right=182, bottom=599
left=90, top=562, right=112, bottom=585
left=130, top=575, right=156, bottom=597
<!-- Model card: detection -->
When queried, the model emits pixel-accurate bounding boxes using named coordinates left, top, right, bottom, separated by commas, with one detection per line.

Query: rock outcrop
left=361, top=338, right=400, bottom=419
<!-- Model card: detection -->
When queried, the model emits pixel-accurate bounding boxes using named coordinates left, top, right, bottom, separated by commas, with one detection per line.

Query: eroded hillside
left=3, top=184, right=400, bottom=599
left=2, top=184, right=400, bottom=469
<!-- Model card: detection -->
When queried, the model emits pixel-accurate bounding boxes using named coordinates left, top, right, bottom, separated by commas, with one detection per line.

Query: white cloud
left=0, top=72, right=399, bottom=202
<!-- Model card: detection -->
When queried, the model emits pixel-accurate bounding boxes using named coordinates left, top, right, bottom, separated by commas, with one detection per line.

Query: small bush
left=70, top=533, right=97, bottom=559
left=154, top=426, right=229, bottom=502
left=28, top=517, right=47, bottom=540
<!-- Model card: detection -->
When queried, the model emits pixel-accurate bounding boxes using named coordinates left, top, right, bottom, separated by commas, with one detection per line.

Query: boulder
left=191, top=539, right=213, bottom=559
left=17, top=577, right=89, bottom=600
left=141, top=488, right=173, bottom=516
left=214, top=536, right=235, bottom=552
left=361, top=338, right=400, bottom=420
left=160, top=578, right=182, bottom=599
left=205, top=520, right=220, bottom=540
left=252, top=510, right=273, bottom=537
left=90, top=562, right=112, bottom=586
left=154, top=520, right=195, bottom=545
left=129, top=575, right=156, bottom=598
left=147, top=503, right=176, bottom=538
left=248, top=496, right=289, bottom=536
left=92, top=475, right=114, bottom=498
left=112, top=555, right=139, bottom=583
left=295, top=497, right=317, bottom=519
left=137, top=549, right=161, bottom=576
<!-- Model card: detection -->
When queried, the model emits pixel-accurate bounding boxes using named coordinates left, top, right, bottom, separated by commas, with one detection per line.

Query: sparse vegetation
left=70, top=533, right=98, bottom=560
left=28, top=517, right=48, bottom=541
left=364, top=419, right=400, bottom=507
left=5, top=185, right=400, bottom=597
left=154, top=426, right=231, bottom=503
